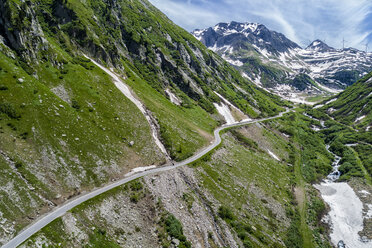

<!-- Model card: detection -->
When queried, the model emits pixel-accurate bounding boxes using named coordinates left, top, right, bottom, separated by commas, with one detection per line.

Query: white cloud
left=149, top=0, right=372, bottom=50
left=250, top=8, right=299, bottom=43
left=150, top=0, right=221, bottom=30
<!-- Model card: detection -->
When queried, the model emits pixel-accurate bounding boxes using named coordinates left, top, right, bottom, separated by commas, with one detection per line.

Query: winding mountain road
left=2, top=109, right=289, bottom=248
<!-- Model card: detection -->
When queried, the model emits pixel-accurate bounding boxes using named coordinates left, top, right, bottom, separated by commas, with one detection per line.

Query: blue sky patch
left=149, top=0, right=372, bottom=50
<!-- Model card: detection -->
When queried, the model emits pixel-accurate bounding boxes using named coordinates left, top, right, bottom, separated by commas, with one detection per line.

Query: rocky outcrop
left=0, top=1, right=48, bottom=61
left=145, top=167, right=239, bottom=248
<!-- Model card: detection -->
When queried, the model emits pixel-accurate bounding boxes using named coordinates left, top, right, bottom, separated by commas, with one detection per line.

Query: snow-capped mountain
left=192, top=22, right=372, bottom=101
left=306, top=40, right=335, bottom=52
left=193, top=21, right=300, bottom=54
left=299, top=46, right=371, bottom=88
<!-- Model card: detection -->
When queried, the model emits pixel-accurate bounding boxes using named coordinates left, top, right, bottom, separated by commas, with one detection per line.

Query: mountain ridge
left=306, top=39, right=335, bottom=52
left=192, top=21, right=372, bottom=101
left=194, top=21, right=301, bottom=55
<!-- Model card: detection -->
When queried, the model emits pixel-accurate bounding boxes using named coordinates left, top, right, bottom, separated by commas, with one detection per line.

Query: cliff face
left=1, top=0, right=286, bottom=116
left=0, top=0, right=48, bottom=60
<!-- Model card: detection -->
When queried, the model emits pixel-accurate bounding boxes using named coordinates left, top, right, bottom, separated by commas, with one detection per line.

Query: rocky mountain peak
left=212, top=21, right=260, bottom=34
left=193, top=21, right=372, bottom=97
left=192, top=21, right=301, bottom=54
left=306, top=39, right=335, bottom=52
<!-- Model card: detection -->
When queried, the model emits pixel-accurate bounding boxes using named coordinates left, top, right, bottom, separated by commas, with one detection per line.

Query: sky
left=148, top=0, right=372, bottom=50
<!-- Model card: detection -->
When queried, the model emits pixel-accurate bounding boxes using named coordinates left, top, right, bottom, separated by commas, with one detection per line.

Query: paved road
left=2, top=109, right=289, bottom=248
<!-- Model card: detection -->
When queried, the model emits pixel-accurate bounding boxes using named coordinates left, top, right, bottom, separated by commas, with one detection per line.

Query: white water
left=86, top=56, right=169, bottom=157
left=325, top=145, right=342, bottom=181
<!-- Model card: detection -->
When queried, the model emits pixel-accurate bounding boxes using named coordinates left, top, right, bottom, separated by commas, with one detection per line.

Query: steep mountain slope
left=193, top=22, right=303, bottom=90
left=306, top=40, right=335, bottom=52
left=315, top=72, right=372, bottom=180
left=300, top=42, right=371, bottom=89
left=0, top=0, right=288, bottom=244
left=306, top=71, right=371, bottom=179
left=318, top=71, right=372, bottom=130
left=4, top=1, right=370, bottom=248
left=193, top=21, right=300, bottom=54
left=306, top=74, right=372, bottom=246
left=20, top=118, right=333, bottom=248
left=193, top=22, right=372, bottom=101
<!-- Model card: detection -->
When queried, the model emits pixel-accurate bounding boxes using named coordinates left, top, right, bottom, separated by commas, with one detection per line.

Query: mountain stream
left=309, top=117, right=371, bottom=248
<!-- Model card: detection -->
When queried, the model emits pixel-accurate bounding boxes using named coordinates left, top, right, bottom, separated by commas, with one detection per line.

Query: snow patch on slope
left=359, top=190, right=370, bottom=196
left=193, top=23, right=372, bottom=98
left=326, top=98, right=337, bottom=105
left=272, top=84, right=316, bottom=105
left=315, top=82, right=342, bottom=94
left=223, top=57, right=244, bottom=66
left=213, top=102, right=235, bottom=124
left=267, top=149, right=280, bottom=161
left=315, top=182, right=371, bottom=248
left=214, top=92, right=245, bottom=116
left=355, top=115, right=366, bottom=123
left=165, top=88, right=181, bottom=105
left=87, top=56, right=169, bottom=157
left=366, top=204, right=372, bottom=219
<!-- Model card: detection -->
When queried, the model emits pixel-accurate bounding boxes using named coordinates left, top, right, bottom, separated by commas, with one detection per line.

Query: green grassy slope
left=1, top=0, right=289, bottom=159
left=307, top=73, right=372, bottom=181
left=0, top=0, right=289, bottom=243
left=0, top=51, right=165, bottom=236
left=324, top=72, right=371, bottom=180
left=321, top=71, right=372, bottom=130
left=20, top=117, right=331, bottom=247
